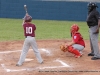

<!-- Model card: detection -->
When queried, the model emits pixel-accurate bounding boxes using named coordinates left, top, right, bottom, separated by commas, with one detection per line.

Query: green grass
left=0, top=18, right=92, bottom=41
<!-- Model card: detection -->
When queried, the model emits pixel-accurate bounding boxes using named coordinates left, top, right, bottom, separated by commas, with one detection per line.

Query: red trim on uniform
left=72, top=32, right=85, bottom=47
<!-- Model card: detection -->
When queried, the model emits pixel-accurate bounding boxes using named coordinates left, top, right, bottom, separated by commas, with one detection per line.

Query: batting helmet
left=87, top=2, right=98, bottom=12
left=24, top=15, right=32, bottom=22
left=70, top=24, right=79, bottom=36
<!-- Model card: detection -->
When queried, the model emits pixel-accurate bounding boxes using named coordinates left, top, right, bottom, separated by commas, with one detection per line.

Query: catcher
left=60, top=24, right=85, bottom=58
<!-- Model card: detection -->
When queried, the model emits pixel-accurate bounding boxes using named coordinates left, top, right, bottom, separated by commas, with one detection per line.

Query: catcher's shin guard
left=67, top=46, right=81, bottom=58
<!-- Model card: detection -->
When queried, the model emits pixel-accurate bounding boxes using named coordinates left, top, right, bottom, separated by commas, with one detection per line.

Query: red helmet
left=24, top=15, right=32, bottom=22
left=70, top=24, right=79, bottom=35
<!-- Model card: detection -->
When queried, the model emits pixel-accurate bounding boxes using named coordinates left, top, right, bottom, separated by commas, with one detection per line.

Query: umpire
left=86, top=2, right=100, bottom=60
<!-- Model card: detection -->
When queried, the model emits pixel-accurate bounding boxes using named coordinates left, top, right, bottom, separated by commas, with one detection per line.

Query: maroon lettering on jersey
left=23, top=22, right=36, bottom=37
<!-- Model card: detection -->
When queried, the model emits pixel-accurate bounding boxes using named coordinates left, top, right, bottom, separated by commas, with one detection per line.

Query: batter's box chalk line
left=1, top=64, right=26, bottom=72
left=0, top=49, right=71, bottom=72
left=54, top=59, right=70, bottom=67
left=0, top=48, right=51, bottom=56
left=1, top=59, right=71, bottom=72
left=25, top=58, right=34, bottom=62
left=0, top=50, right=21, bottom=54
left=39, top=48, right=51, bottom=56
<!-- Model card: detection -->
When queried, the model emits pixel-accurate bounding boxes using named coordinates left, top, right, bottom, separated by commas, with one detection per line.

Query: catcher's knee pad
left=67, top=46, right=81, bottom=56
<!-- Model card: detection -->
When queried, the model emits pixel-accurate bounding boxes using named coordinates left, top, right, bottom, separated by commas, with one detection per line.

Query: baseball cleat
left=88, top=53, right=94, bottom=56
left=40, top=61, right=43, bottom=64
left=91, top=57, right=100, bottom=60
left=16, top=64, right=22, bottom=66
left=75, top=55, right=81, bottom=58
left=74, top=54, right=82, bottom=58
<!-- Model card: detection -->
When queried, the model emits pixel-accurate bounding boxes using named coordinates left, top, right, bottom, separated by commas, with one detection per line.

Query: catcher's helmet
left=24, top=15, right=32, bottom=22
left=70, top=24, right=79, bottom=35
left=87, top=2, right=98, bottom=12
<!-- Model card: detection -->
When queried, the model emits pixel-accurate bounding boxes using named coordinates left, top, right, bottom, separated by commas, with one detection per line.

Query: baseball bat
left=24, top=5, right=28, bottom=13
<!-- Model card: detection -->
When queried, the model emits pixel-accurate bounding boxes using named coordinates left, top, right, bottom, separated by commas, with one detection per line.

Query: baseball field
left=0, top=18, right=100, bottom=75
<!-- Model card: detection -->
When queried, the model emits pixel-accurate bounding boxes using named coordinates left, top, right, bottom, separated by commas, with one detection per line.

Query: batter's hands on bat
left=22, top=13, right=28, bottom=25
left=23, top=13, right=29, bottom=20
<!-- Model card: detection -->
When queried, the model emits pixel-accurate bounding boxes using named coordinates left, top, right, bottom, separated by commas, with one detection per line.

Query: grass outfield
left=0, top=18, right=92, bottom=41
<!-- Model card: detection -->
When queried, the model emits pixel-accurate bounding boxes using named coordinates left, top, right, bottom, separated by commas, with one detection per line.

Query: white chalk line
left=40, top=48, right=51, bottom=56
left=1, top=59, right=71, bottom=72
left=25, top=58, right=34, bottom=62
left=55, top=59, right=70, bottom=67
left=0, top=50, right=21, bottom=54
left=40, top=48, right=50, bottom=54
left=38, top=60, right=69, bottom=70
left=1, top=64, right=26, bottom=72
left=37, top=66, right=66, bottom=70
left=0, top=48, right=50, bottom=54
left=0, top=49, right=71, bottom=72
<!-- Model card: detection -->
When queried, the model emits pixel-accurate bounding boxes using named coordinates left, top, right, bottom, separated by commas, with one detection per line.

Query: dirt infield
left=0, top=40, right=100, bottom=75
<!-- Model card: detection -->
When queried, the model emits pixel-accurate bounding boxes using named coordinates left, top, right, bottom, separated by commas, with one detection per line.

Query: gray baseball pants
left=89, top=25, right=100, bottom=58
left=72, top=44, right=84, bottom=53
left=72, top=44, right=84, bottom=51
left=17, top=36, right=43, bottom=65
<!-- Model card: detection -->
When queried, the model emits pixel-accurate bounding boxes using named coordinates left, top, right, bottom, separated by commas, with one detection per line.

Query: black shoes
left=88, top=53, right=94, bottom=56
left=40, top=61, right=44, bottom=64
left=91, top=57, right=100, bottom=60
left=88, top=53, right=100, bottom=60
left=16, top=64, right=22, bottom=66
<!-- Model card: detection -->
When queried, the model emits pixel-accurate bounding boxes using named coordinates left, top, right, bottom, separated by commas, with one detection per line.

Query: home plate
left=25, top=58, right=34, bottom=61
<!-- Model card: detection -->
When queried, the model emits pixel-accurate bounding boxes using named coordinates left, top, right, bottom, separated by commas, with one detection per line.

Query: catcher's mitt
left=60, top=44, right=68, bottom=52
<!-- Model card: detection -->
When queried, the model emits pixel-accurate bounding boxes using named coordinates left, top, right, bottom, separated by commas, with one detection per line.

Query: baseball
left=24, top=5, right=26, bottom=7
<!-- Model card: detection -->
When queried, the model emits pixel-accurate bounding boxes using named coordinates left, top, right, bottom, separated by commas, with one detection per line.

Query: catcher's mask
left=70, top=24, right=79, bottom=36
left=24, top=15, right=32, bottom=22
left=87, top=2, right=98, bottom=12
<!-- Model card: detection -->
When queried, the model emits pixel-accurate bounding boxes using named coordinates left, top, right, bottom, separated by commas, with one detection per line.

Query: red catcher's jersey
left=23, top=22, right=36, bottom=37
left=72, top=32, right=85, bottom=47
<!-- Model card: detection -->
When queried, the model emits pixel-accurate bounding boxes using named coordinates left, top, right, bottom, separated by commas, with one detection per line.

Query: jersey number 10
left=26, top=27, right=32, bottom=34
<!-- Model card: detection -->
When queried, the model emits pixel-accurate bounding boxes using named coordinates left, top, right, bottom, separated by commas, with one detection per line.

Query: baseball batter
left=86, top=2, right=100, bottom=60
left=16, top=13, right=43, bottom=66
left=64, top=24, right=85, bottom=58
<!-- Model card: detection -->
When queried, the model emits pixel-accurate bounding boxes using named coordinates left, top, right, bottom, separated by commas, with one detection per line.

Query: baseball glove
left=60, top=44, right=68, bottom=52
